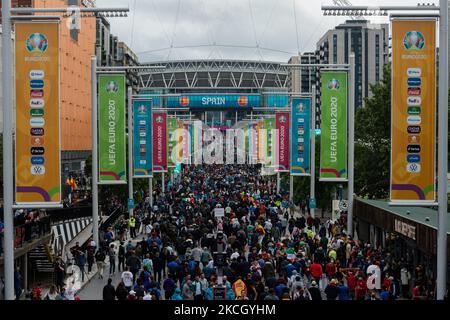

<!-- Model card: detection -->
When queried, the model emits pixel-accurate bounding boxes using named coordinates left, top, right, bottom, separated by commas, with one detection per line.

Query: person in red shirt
left=346, top=272, right=357, bottom=300
left=325, top=259, right=336, bottom=279
left=383, top=276, right=392, bottom=293
left=310, top=261, right=323, bottom=282
left=355, top=276, right=367, bottom=300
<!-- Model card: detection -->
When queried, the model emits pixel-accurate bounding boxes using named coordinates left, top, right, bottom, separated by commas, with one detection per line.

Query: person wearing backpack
left=95, top=248, right=106, bottom=279
left=191, top=275, right=204, bottom=301
left=118, top=242, right=126, bottom=272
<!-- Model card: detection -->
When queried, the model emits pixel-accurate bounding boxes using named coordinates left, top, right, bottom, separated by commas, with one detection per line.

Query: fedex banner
left=291, top=98, right=311, bottom=176
left=133, top=99, right=152, bottom=178
left=276, top=112, right=290, bottom=172
left=167, top=94, right=260, bottom=108
left=153, top=113, right=168, bottom=172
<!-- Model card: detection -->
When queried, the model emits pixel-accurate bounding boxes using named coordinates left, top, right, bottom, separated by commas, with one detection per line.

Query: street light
left=1, top=0, right=129, bottom=301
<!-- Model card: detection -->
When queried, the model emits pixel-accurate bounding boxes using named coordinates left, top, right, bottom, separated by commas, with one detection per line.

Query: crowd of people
left=86, top=164, right=435, bottom=301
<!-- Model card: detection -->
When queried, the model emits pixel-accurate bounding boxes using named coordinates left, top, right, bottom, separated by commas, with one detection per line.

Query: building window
left=375, top=34, right=380, bottom=82
left=333, top=34, right=338, bottom=64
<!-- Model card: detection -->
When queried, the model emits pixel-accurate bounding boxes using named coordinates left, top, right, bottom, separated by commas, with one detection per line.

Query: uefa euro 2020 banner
left=320, top=71, right=348, bottom=182
left=275, top=112, right=290, bottom=172
left=390, top=18, right=436, bottom=205
left=167, top=117, right=177, bottom=167
left=15, top=22, right=61, bottom=206
left=153, top=113, right=168, bottom=172
left=98, top=74, right=127, bottom=184
left=291, top=98, right=311, bottom=176
left=133, top=99, right=153, bottom=178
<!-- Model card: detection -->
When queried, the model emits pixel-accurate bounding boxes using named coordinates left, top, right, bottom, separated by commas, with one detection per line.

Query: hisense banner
left=390, top=18, right=437, bottom=205
left=320, top=71, right=348, bottom=182
left=98, top=74, right=127, bottom=184
left=133, top=99, right=153, bottom=178
left=291, top=98, right=311, bottom=176
left=15, top=22, right=61, bottom=206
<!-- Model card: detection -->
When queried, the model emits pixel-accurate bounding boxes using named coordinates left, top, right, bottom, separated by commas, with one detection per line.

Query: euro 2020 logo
left=138, top=105, right=147, bottom=115
left=106, top=81, right=119, bottom=93
left=403, top=31, right=425, bottom=51
left=328, top=79, right=340, bottom=91
left=26, top=33, right=48, bottom=53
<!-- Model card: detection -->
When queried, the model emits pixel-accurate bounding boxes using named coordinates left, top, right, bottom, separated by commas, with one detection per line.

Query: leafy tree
left=354, top=65, right=391, bottom=199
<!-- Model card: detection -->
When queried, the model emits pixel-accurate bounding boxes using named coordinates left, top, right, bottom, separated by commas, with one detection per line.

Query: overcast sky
left=95, top=0, right=428, bottom=63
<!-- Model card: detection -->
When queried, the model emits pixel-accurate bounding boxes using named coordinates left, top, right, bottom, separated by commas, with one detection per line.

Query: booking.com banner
left=167, top=94, right=260, bottom=108
left=390, top=18, right=436, bottom=205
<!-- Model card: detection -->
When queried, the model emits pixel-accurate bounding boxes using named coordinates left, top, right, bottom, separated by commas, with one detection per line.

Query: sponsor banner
left=193, top=121, right=203, bottom=164
left=291, top=98, right=311, bottom=176
left=183, top=123, right=191, bottom=164
left=153, top=113, right=168, bottom=172
left=15, top=22, right=61, bottom=205
left=133, top=99, right=153, bottom=178
left=276, top=112, right=290, bottom=172
left=391, top=19, right=436, bottom=204
left=98, top=74, right=127, bottom=184
left=257, top=120, right=265, bottom=164
left=320, top=72, right=348, bottom=181
left=167, top=94, right=260, bottom=108
left=167, top=118, right=177, bottom=167
left=264, top=117, right=276, bottom=166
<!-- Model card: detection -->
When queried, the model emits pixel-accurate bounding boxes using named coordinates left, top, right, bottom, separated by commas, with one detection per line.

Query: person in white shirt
left=121, top=267, right=134, bottom=291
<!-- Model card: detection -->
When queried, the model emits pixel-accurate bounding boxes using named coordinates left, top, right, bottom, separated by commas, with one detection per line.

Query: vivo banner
left=320, top=71, right=348, bottom=182
left=167, top=94, right=260, bottom=108
left=133, top=99, right=153, bottom=178
left=15, top=21, right=61, bottom=206
left=390, top=18, right=436, bottom=205
left=276, top=112, right=290, bottom=172
left=153, top=113, right=168, bottom=172
left=291, top=98, right=311, bottom=176
left=98, top=74, right=127, bottom=184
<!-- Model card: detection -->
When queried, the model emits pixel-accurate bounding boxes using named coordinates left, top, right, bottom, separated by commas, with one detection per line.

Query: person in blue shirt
left=286, top=263, right=296, bottom=278
left=275, top=279, right=288, bottom=298
left=171, top=287, right=183, bottom=300
left=380, top=286, right=390, bottom=300
left=337, top=281, right=349, bottom=300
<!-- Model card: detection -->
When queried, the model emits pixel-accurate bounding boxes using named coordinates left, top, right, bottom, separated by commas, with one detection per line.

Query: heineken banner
left=167, top=117, right=177, bottom=167
left=133, top=99, right=153, bottom=178
left=276, top=112, right=290, bottom=172
left=153, top=113, right=168, bottom=172
left=98, top=74, right=127, bottom=184
left=320, top=71, right=348, bottom=182
left=15, top=22, right=61, bottom=206
left=291, top=98, right=311, bottom=176
left=390, top=18, right=436, bottom=205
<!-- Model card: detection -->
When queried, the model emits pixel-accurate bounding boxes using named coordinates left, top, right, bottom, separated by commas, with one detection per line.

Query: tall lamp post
left=321, top=2, right=447, bottom=300
left=1, top=1, right=129, bottom=300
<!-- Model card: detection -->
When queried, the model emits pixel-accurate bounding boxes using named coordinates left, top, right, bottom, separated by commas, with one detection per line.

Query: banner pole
left=437, top=0, right=448, bottom=300
left=347, top=54, right=355, bottom=237
left=149, top=177, right=153, bottom=208
left=128, top=87, right=134, bottom=219
left=310, top=86, right=316, bottom=219
left=91, top=56, right=99, bottom=248
left=2, top=0, right=15, bottom=301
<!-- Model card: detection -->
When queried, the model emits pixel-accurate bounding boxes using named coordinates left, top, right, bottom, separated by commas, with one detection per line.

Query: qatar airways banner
left=276, top=112, right=290, bottom=172
left=153, top=112, right=168, bottom=172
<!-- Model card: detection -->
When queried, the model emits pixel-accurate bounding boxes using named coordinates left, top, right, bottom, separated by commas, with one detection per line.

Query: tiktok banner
left=275, top=112, right=290, bottom=172
left=153, top=112, right=168, bottom=172
left=390, top=18, right=436, bottom=205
